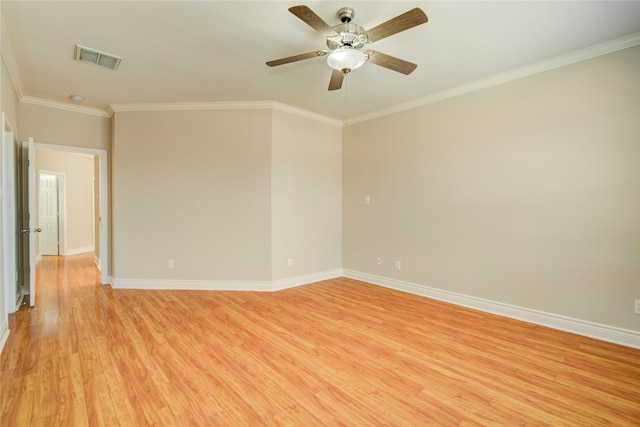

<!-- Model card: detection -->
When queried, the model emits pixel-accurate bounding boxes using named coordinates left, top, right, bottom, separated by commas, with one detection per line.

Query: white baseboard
left=93, top=255, right=101, bottom=270
left=113, top=278, right=273, bottom=291
left=272, top=269, right=342, bottom=291
left=0, top=318, right=9, bottom=355
left=113, top=269, right=342, bottom=292
left=342, top=269, right=640, bottom=349
left=65, top=246, right=94, bottom=256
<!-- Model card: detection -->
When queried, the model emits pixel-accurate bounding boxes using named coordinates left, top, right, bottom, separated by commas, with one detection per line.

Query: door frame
left=2, top=113, right=20, bottom=314
left=37, top=170, right=65, bottom=258
left=34, top=143, right=110, bottom=285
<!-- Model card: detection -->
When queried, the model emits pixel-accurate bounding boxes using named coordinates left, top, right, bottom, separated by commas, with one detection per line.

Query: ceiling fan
left=266, top=5, right=428, bottom=91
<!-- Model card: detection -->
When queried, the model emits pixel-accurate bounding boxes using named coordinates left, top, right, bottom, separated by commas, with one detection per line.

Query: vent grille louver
left=74, top=44, right=121, bottom=70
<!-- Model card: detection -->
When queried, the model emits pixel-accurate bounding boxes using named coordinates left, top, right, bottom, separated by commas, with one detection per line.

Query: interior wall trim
left=20, top=96, right=111, bottom=118
left=342, top=269, right=640, bottom=349
left=113, top=279, right=273, bottom=292
left=65, top=247, right=95, bottom=257
left=112, top=269, right=341, bottom=292
left=348, top=32, right=640, bottom=125
left=109, top=101, right=342, bottom=126
left=272, top=269, right=342, bottom=291
left=10, top=32, right=638, bottom=125
left=271, top=102, right=343, bottom=127
left=109, top=100, right=274, bottom=113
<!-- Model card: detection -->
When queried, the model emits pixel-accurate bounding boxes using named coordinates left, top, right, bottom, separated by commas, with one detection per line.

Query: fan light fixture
left=266, top=5, right=428, bottom=91
left=327, top=47, right=366, bottom=72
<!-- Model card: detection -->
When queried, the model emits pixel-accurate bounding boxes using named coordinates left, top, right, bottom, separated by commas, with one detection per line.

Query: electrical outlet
left=287, top=258, right=293, bottom=268
left=376, top=258, right=382, bottom=266
left=167, top=259, right=174, bottom=269
left=365, top=196, right=371, bottom=205
left=395, top=261, right=402, bottom=270
left=635, top=299, right=640, bottom=314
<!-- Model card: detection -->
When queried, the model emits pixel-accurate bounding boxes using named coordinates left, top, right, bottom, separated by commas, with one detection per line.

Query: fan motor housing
left=327, top=23, right=368, bottom=50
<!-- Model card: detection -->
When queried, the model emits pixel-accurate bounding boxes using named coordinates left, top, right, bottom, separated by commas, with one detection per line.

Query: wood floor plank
left=31, top=340, right=59, bottom=421
left=1, top=254, right=639, bottom=426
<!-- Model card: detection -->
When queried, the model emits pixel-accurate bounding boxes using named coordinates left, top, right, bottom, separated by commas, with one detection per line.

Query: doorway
left=32, top=144, right=107, bottom=279
left=2, top=139, right=109, bottom=313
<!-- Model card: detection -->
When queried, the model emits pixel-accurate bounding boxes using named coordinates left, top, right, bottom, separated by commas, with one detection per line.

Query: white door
left=38, top=173, right=59, bottom=256
left=20, top=138, right=38, bottom=307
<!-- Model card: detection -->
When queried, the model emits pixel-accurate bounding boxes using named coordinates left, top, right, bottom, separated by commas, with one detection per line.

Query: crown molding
left=110, top=100, right=343, bottom=126
left=271, top=102, right=343, bottom=127
left=21, top=96, right=111, bottom=118
left=348, top=32, right=640, bottom=126
left=1, top=16, right=26, bottom=100
left=109, top=100, right=274, bottom=113
left=7, top=31, right=638, bottom=126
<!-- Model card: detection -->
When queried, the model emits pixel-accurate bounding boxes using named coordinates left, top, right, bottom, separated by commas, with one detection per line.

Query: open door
left=20, top=138, right=39, bottom=307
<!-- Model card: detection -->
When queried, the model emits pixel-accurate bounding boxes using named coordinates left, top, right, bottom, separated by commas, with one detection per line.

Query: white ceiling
left=2, top=1, right=640, bottom=121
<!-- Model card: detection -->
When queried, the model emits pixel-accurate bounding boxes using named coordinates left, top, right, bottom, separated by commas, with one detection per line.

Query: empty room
left=1, top=1, right=639, bottom=425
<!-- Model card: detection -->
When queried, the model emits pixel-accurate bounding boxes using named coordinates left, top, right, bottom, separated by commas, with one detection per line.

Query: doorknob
left=21, top=228, right=42, bottom=233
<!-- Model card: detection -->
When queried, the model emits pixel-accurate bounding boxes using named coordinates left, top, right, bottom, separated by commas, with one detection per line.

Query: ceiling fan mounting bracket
left=337, top=7, right=355, bottom=23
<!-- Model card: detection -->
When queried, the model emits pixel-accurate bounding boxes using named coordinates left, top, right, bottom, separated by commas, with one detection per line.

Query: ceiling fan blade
left=365, top=8, right=428, bottom=43
left=266, top=50, right=328, bottom=67
left=289, top=5, right=337, bottom=37
left=328, top=69, right=345, bottom=91
left=367, top=50, right=417, bottom=75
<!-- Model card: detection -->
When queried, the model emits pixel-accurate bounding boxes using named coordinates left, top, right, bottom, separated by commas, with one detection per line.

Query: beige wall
left=18, top=103, right=110, bottom=150
left=113, top=108, right=343, bottom=285
left=113, top=109, right=273, bottom=281
left=35, top=150, right=95, bottom=255
left=1, top=58, right=18, bottom=131
left=66, top=153, right=94, bottom=253
left=271, top=110, right=342, bottom=280
left=343, top=46, right=640, bottom=331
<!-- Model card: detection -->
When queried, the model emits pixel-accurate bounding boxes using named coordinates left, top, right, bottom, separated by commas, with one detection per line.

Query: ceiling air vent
left=75, top=44, right=122, bottom=70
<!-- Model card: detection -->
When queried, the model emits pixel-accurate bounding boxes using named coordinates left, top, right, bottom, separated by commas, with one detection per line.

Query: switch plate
left=635, top=299, right=640, bottom=314
left=395, top=261, right=401, bottom=270
left=168, top=259, right=174, bottom=269
left=288, top=258, right=293, bottom=268
left=376, top=258, right=382, bottom=266
left=365, top=196, right=371, bottom=205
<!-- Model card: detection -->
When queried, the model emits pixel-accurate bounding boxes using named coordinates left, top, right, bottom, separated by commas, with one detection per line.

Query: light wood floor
left=1, top=254, right=639, bottom=426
